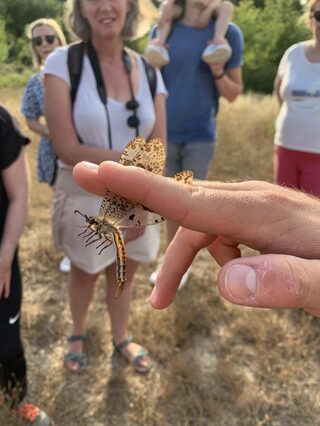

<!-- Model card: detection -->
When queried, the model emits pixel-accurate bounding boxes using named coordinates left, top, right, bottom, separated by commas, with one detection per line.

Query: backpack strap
left=141, top=56, right=157, bottom=100
left=67, top=41, right=85, bottom=106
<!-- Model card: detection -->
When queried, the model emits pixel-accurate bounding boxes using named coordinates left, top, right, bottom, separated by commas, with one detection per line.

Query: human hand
left=0, top=257, right=12, bottom=299
left=73, top=161, right=320, bottom=317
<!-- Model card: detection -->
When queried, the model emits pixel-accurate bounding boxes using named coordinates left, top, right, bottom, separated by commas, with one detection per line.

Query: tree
left=0, top=0, right=65, bottom=63
left=234, top=0, right=310, bottom=93
left=0, top=16, right=8, bottom=62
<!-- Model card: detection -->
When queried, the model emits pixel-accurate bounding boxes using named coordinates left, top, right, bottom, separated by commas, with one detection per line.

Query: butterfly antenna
left=74, top=209, right=89, bottom=220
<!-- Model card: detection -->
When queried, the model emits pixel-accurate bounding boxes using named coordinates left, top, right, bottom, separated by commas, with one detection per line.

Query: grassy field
left=1, top=87, right=320, bottom=426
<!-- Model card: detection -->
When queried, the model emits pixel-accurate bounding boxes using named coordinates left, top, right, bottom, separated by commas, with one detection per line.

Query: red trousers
left=274, top=145, right=320, bottom=197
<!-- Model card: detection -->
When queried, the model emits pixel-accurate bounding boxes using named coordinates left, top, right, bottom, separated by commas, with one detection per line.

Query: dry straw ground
left=1, top=88, right=320, bottom=426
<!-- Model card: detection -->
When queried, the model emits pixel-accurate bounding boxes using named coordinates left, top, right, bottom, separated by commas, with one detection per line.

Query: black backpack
left=67, top=41, right=157, bottom=107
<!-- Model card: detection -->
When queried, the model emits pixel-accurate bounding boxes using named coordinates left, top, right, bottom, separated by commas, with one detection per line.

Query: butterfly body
left=76, top=137, right=193, bottom=298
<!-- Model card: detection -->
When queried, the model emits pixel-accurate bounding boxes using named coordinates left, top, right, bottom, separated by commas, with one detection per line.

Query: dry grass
left=1, top=88, right=320, bottom=426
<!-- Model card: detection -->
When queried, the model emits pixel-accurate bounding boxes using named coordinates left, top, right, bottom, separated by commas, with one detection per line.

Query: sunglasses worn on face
left=31, top=35, right=57, bottom=47
left=311, top=10, right=320, bottom=22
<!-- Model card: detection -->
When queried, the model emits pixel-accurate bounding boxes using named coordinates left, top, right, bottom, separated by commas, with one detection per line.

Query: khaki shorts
left=52, top=167, right=161, bottom=274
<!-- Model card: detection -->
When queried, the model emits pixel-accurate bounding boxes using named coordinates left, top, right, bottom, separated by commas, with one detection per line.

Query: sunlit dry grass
left=1, top=87, right=320, bottom=425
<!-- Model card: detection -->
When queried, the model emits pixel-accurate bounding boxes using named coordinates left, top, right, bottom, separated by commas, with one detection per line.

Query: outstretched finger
left=150, top=228, right=216, bottom=309
left=73, top=162, right=106, bottom=196
left=73, top=161, right=320, bottom=259
left=217, top=254, right=320, bottom=316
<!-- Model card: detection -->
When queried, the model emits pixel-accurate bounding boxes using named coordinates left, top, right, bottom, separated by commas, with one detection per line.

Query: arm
left=25, top=118, right=49, bottom=137
left=148, top=93, right=167, bottom=146
left=0, top=150, right=29, bottom=299
left=274, top=74, right=283, bottom=106
left=211, top=65, right=243, bottom=102
left=44, top=74, right=121, bottom=166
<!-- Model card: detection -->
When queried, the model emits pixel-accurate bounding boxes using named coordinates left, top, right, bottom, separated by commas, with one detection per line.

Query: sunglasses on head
left=311, top=10, right=320, bottom=22
left=31, top=34, right=57, bottom=47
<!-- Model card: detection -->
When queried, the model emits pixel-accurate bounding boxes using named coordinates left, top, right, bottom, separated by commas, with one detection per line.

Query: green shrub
left=234, top=0, right=310, bottom=93
left=0, top=64, right=33, bottom=88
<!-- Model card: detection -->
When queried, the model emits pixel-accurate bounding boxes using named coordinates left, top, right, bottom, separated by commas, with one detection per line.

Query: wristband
left=213, top=71, right=225, bottom=80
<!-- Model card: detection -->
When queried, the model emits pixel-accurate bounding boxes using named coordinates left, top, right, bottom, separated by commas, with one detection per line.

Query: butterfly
left=75, top=137, right=193, bottom=298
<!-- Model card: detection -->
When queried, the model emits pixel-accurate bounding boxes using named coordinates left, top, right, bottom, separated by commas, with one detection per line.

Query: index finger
left=73, top=161, right=319, bottom=258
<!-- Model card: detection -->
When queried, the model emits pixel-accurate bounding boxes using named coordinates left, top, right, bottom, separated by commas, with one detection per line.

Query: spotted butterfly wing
left=97, top=137, right=166, bottom=227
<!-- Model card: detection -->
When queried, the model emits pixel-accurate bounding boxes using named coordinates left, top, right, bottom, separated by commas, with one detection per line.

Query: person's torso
left=162, top=20, right=218, bottom=143
left=276, top=42, right=320, bottom=152
left=0, top=106, right=27, bottom=239
left=45, top=46, right=157, bottom=155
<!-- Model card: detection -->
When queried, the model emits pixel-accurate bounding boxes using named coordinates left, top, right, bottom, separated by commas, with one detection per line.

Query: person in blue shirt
left=149, top=0, right=244, bottom=287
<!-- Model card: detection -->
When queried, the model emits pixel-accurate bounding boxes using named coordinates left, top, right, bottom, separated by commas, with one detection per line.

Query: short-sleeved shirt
left=43, top=47, right=166, bottom=273
left=0, top=106, right=29, bottom=240
left=274, top=41, right=320, bottom=153
left=159, top=20, right=244, bottom=144
left=44, top=46, right=167, bottom=159
left=21, top=73, right=57, bottom=185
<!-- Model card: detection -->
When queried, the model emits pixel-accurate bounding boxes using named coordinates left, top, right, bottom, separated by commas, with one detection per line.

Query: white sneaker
left=144, top=45, right=170, bottom=67
left=149, top=257, right=190, bottom=290
left=201, top=43, right=232, bottom=64
left=59, top=255, right=71, bottom=273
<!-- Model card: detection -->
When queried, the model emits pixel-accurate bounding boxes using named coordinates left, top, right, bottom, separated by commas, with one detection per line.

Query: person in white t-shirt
left=273, top=0, right=320, bottom=196
left=43, top=0, right=165, bottom=374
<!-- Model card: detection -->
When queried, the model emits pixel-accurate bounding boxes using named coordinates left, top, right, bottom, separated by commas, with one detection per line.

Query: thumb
left=217, top=254, right=320, bottom=317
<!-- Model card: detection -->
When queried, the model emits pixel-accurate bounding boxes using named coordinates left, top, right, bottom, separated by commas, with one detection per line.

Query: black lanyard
left=86, top=41, right=140, bottom=149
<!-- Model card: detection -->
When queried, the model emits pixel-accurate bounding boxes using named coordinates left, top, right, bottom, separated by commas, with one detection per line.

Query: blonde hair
left=26, top=18, right=67, bottom=68
left=301, top=0, right=320, bottom=28
left=66, top=0, right=157, bottom=42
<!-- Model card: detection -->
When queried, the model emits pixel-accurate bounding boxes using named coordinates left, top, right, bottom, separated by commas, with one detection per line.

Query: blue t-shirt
left=160, top=20, right=243, bottom=144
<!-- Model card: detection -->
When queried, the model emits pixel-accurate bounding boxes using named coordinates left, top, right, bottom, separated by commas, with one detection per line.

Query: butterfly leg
left=78, top=227, right=95, bottom=238
left=97, top=236, right=113, bottom=255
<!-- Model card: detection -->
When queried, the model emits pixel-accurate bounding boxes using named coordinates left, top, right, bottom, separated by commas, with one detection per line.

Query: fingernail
left=82, top=161, right=98, bottom=170
left=224, top=265, right=257, bottom=301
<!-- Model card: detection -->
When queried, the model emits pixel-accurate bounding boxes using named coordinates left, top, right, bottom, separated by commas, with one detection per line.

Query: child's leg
left=145, top=1, right=183, bottom=66
left=0, top=254, right=27, bottom=406
left=0, top=352, right=27, bottom=406
left=154, top=3, right=183, bottom=45
left=212, top=1, right=234, bottom=43
left=201, top=1, right=233, bottom=64
left=156, top=21, right=173, bottom=46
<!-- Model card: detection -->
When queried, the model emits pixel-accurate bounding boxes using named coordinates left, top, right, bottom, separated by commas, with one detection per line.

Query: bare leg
left=211, top=1, right=234, bottom=43
left=156, top=21, right=173, bottom=46
left=152, top=3, right=183, bottom=46
left=66, top=263, right=98, bottom=372
left=105, top=260, right=150, bottom=369
left=105, top=260, right=137, bottom=343
left=200, top=1, right=233, bottom=64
